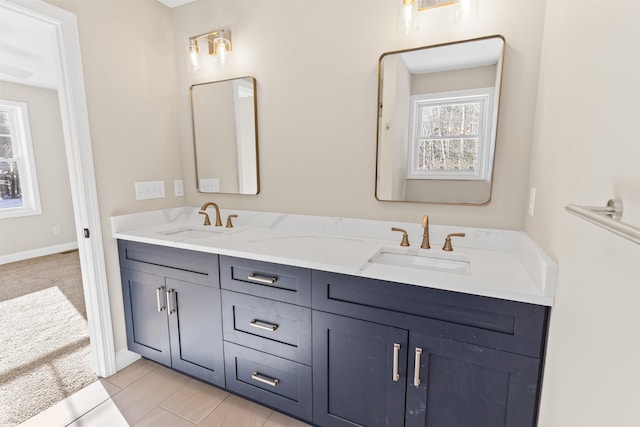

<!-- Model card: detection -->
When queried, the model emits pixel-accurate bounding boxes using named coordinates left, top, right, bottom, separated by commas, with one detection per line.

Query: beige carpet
left=0, top=251, right=98, bottom=426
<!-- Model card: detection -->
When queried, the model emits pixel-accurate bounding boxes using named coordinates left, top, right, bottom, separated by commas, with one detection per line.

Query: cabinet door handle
left=414, top=348, right=422, bottom=387
left=392, top=343, right=401, bottom=382
left=166, top=289, right=175, bottom=315
left=251, top=371, right=280, bottom=387
left=249, top=319, right=279, bottom=332
left=247, top=273, right=277, bottom=284
left=155, top=286, right=165, bottom=312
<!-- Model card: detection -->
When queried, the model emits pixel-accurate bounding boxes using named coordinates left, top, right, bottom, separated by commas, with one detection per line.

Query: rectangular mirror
left=191, top=76, right=259, bottom=194
left=375, top=35, right=505, bottom=205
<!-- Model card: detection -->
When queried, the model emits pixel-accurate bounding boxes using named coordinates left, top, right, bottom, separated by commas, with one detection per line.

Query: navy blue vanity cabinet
left=219, top=255, right=313, bottom=421
left=312, top=271, right=549, bottom=427
left=312, top=311, right=409, bottom=427
left=118, top=240, right=225, bottom=387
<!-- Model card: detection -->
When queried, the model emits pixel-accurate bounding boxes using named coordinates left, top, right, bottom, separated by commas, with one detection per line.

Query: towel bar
left=565, top=199, right=640, bottom=245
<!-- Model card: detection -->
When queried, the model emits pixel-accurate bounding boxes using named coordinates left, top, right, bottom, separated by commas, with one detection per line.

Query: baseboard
left=0, top=242, right=79, bottom=265
left=115, top=349, right=141, bottom=372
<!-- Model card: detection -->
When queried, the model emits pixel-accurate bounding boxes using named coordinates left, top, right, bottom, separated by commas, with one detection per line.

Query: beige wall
left=173, top=0, right=546, bottom=229
left=45, top=0, right=184, bottom=352
left=0, top=81, right=76, bottom=255
left=528, top=1, right=640, bottom=426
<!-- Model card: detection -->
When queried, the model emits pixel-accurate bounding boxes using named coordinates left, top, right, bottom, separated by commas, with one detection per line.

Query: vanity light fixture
left=187, top=29, right=232, bottom=72
left=397, top=0, right=419, bottom=34
left=454, top=0, right=479, bottom=22
left=397, top=0, right=479, bottom=33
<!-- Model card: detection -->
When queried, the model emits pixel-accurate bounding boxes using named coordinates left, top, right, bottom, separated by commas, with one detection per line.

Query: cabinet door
left=121, top=269, right=171, bottom=366
left=166, top=278, right=225, bottom=387
left=406, top=331, right=541, bottom=427
left=313, top=311, right=408, bottom=427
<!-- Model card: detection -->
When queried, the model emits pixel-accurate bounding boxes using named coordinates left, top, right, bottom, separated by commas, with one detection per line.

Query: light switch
left=200, top=178, right=220, bottom=192
left=174, top=180, right=184, bottom=197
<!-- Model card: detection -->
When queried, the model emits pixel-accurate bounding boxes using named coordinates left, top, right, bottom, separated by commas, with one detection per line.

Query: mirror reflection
left=375, top=36, right=505, bottom=204
left=191, top=76, right=259, bottom=194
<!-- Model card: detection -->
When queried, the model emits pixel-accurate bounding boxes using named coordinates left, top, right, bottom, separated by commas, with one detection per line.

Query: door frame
left=1, top=0, right=116, bottom=377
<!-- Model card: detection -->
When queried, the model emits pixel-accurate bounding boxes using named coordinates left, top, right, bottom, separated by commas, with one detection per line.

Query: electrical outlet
left=135, top=181, right=166, bottom=200
left=52, top=226, right=60, bottom=235
left=528, top=187, right=536, bottom=217
left=200, top=178, right=220, bottom=192
left=174, top=180, right=184, bottom=197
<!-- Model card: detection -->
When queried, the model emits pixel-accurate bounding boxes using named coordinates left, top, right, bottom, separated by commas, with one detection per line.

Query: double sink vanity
left=112, top=206, right=556, bottom=427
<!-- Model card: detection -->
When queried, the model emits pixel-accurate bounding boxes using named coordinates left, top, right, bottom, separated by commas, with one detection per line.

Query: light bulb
left=213, top=37, right=231, bottom=66
left=398, top=0, right=419, bottom=34
left=455, top=0, right=479, bottom=23
left=187, top=39, right=199, bottom=72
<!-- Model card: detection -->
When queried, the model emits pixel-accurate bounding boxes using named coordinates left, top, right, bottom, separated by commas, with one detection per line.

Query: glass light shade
left=454, top=0, right=479, bottom=23
left=397, top=0, right=419, bottom=34
left=187, top=39, right=199, bottom=72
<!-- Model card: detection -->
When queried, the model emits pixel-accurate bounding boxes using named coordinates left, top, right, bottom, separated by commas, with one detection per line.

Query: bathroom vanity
left=113, top=207, right=556, bottom=427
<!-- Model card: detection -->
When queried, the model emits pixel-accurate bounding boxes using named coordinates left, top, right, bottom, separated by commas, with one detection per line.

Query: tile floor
left=20, top=358, right=312, bottom=427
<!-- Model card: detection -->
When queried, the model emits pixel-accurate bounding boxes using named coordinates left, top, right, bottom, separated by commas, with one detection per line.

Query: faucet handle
left=391, top=227, right=410, bottom=247
left=199, top=211, right=211, bottom=226
left=226, top=214, right=238, bottom=228
left=442, top=233, right=466, bottom=251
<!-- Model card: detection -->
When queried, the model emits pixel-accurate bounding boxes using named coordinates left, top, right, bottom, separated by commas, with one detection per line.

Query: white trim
left=0, top=0, right=116, bottom=377
left=0, top=241, right=78, bottom=265
left=116, top=348, right=141, bottom=371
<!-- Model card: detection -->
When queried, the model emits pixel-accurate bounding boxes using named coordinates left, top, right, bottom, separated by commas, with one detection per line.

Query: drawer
left=219, top=256, right=311, bottom=306
left=312, top=271, right=549, bottom=358
left=222, top=290, right=312, bottom=365
left=224, top=342, right=312, bottom=421
left=118, top=240, right=219, bottom=287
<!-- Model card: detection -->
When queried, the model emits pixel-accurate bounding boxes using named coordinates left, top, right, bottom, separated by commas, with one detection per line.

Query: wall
left=0, top=81, right=76, bottom=257
left=173, top=0, right=546, bottom=229
left=45, top=0, right=184, bottom=353
left=527, top=1, right=640, bottom=425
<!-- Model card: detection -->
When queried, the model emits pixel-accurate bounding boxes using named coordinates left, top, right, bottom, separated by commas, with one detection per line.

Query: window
left=0, top=100, right=41, bottom=218
left=407, top=88, right=494, bottom=181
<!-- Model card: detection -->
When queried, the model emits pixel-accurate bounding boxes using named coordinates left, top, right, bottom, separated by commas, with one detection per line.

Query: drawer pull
left=247, top=273, right=277, bottom=284
left=414, top=348, right=422, bottom=387
left=392, top=343, right=400, bottom=382
left=155, top=286, right=165, bottom=312
left=249, top=319, right=279, bottom=332
left=251, top=371, right=280, bottom=387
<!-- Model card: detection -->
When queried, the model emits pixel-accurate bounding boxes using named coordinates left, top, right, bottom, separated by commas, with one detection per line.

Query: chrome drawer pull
left=392, top=343, right=400, bottom=382
left=251, top=371, right=280, bottom=387
left=166, top=289, right=175, bottom=315
left=156, top=286, right=165, bottom=312
left=249, top=319, right=279, bottom=332
left=414, top=348, right=422, bottom=387
left=247, top=274, right=277, bottom=284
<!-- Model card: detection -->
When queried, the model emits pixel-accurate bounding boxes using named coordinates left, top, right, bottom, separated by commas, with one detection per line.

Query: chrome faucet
left=420, top=215, right=430, bottom=249
left=199, top=202, right=222, bottom=226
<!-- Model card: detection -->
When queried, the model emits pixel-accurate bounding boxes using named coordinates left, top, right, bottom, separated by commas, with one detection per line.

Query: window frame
left=0, top=99, right=42, bottom=219
left=407, top=87, right=494, bottom=181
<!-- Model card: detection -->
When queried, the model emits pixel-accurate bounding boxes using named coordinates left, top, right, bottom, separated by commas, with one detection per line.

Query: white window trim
left=0, top=99, right=42, bottom=219
left=407, top=87, right=494, bottom=181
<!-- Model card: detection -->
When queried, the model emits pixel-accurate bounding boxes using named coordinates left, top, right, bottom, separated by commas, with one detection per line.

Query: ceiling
left=0, top=6, right=58, bottom=90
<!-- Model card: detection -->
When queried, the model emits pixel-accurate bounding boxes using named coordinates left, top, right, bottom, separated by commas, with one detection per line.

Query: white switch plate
left=135, top=181, right=166, bottom=200
left=174, top=180, right=184, bottom=197
left=52, top=226, right=60, bottom=235
left=200, top=178, right=220, bottom=192
left=528, top=187, right=536, bottom=217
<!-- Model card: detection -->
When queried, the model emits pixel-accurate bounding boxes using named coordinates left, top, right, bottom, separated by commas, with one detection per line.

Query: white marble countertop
left=111, top=207, right=557, bottom=306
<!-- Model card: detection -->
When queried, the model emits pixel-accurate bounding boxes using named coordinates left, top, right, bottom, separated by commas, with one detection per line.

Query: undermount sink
left=369, top=247, right=471, bottom=275
left=159, top=226, right=229, bottom=239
